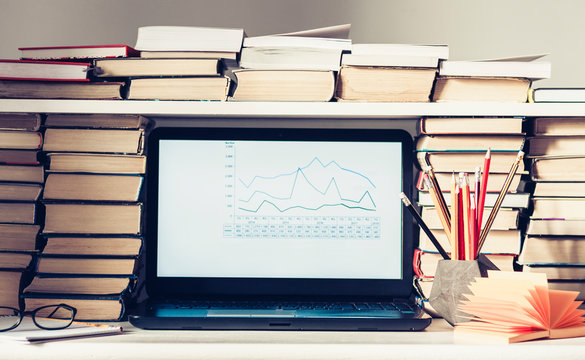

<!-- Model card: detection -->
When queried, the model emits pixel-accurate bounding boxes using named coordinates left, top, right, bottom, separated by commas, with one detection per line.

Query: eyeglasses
left=0, top=304, right=77, bottom=332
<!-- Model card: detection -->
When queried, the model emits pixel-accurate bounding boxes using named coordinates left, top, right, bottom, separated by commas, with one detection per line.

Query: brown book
left=24, top=276, right=132, bottom=295
left=0, top=164, right=43, bottom=183
left=420, top=117, right=523, bottom=135
left=44, top=114, right=149, bottom=129
left=518, top=236, right=585, bottom=265
left=531, top=197, right=585, bottom=219
left=232, top=70, right=335, bottom=102
left=0, top=80, right=124, bottom=100
left=127, top=76, right=230, bottom=101
left=0, top=113, right=41, bottom=131
left=531, top=157, right=585, bottom=181
left=0, top=271, right=25, bottom=310
left=527, top=219, right=585, bottom=236
left=0, top=224, right=39, bottom=251
left=46, top=153, right=146, bottom=174
left=0, top=202, right=36, bottom=224
left=23, top=296, right=124, bottom=321
left=0, top=183, right=42, bottom=201
left=0, top=252, right=33, bottom=269
left=0, top=150, right=39, bottom=165
left=43, top=128, right=144, bottom=154
left=0, top=130, right=42, bottom=149
left=335, top=66, right=436, bottom=102
left=417, top=151, right=525, bottom=173
left=533, top=181, right=585, bottom=197
left=528, top=136, right=585, bottom=157
left=44, top=174, right=143, bottom=202
left=532, top=117, right=585, bottom=136
left=36, top=257, right=136, bottom=275
left=432, top=76, right=531, bottom=102
left=94, top=57, right=220, bottom=77
left=42, top=237, right=142, bottom=256
left=524, top=265, right=585, bottom=281
left=43, top=203, right=142, bottom=234
left=416, top=135, right=525, bottom=152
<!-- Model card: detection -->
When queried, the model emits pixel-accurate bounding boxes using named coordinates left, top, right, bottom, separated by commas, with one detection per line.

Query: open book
left=454, top=271, right=585, bottom=343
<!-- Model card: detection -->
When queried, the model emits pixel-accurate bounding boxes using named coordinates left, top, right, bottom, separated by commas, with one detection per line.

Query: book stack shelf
left=519, top=117, right=585, bottom=300
left=0, top=113, right=43, bottom=314
left=20, top=114, right=148, bottom=321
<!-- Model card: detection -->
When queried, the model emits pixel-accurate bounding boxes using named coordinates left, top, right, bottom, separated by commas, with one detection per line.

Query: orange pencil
left=477, top=149, right=491, bottom=237
left=460, top=173, right=470, bottom=260
left=469, top=194, right=477, bottom=260
left=423, top=176, right=451, bottom=240
left=451, top=180, right=460, bottom=260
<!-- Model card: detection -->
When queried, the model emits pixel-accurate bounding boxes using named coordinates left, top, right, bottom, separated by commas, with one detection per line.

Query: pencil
left=474, top=167, right=480, bottom=239
left=400, top=192, right=450, bottom=260
left=460, top=173, right=470, bottom=260
left=477, top=148, right=491, bottom=239
left=476, top=150, right=524, bottom=256
left=469, top=194, right=477, bottom=260
left=425, top=167, right=451, bottom=223
left=450, top=172, right=458, bottom=260
left=423, top=176, right=451, bottom=240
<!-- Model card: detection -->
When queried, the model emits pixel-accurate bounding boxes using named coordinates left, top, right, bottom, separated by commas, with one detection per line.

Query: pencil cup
left=428, top=254, right=499, bottom=326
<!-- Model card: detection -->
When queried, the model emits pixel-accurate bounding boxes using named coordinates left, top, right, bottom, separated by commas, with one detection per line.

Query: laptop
left=128, top=126, right=431, bottom=331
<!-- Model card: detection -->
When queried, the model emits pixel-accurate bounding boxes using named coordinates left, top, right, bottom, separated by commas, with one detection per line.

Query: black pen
left=400, top=192, right=450, bottom=260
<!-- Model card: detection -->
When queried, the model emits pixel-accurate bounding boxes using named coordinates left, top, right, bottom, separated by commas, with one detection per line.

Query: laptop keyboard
left=157, top=300, right=416, bottom=314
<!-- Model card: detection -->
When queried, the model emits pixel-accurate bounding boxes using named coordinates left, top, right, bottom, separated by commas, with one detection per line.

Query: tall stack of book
left=336, top=44, right=448, bottom=102
left=232, top=24, right=351, bottom=101
left=127, top=26, right=244, bottom=100
left=22, top=114, right=148, bottom=321
left=413, top=116, right=529, bottom=314
left=519, top=117, right=585, bottom=300
left=0, top=113, right=43, bottom=313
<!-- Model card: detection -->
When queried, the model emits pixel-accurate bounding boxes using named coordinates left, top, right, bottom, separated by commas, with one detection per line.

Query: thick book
left=413, top=250, right=515, bottom=278
left=44, top=174, right=143, bottom=202
left=454, top=271, right=585, bottom=344
left=0, top=183, right=42, bottom=201
left=417, top=191, right=530, bottom=208
left=232, top=70, right=335, bottom=102
left=41, top=236, right=142, bottom=257
left=421, top=207, right=520, bottom=231
left=527, top=219, right=585, bottom=236
left=46, top=153, right=146, bottom=174
left=524, top=266, right=585, bottom=281
left=239, top=46, right=344, bottom=71
left=417, top=151, right=525, bottom=173
left=415, top=135, right=525, bottom=152
left=36, top=256, right=137, bottom=276
left=438, top=56, right=551, bottom=79
left=335, top=66, right=436, bottom=102
left=94, top=57, right=221, bottom=77
left=432, top=77, right=531, bottom=102
left=140, top=50, right=237, bottom=60
left=531, top=88, right=585, bottom=103
left=0, top=80, right=124, bottom=100
left=44, top=114, right=149, bottom=129
left=529, top=136, right=585, bottom=157
left=24, top=275, right=134, bottom=296
left=0, top=202, right=37, bottom=224
left=349, top=43, right=449, bottom=60
left=0, top=271, right=25, bottom=310
left=531, top=117, right=585, bottom=136
left=0, top=252, right=34, bottom=269
left=0, top=164, right=43, bottom=183
left=0, top=59, right=91, bottom=81
left=0, top=130, right=42, bottom=149
left=43, top=203, right=142, bottom=235
left=126, top=76, right=230, bottom=101
left=418, top=229, right=522, bottom=255
left=531, top=197, right=585, bottom=219
left=531, top=157, right=585, bottom=181
left=243, top=34, right=351, bottom=50
left=134, top=26, right=244, bottom=53
left=0, top=113, right=41, bottom=131
left=43, top=128, right=144, bottom=154
left=23, top=294, right=125, bottom=321
left=419, top=117, right=523, bottom=135
left=0, top=224, right=40, bottom=251
left=533, top=181, right=585, bottom=196
left=0, top=150, right=39, bottom=165
left=518, top=236, right=585, bottom=265
left=19, top=44, right=139, bottom=59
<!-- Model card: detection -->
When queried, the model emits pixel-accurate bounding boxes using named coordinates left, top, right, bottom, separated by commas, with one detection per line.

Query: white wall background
left=1, top=0, right=583, bottom=87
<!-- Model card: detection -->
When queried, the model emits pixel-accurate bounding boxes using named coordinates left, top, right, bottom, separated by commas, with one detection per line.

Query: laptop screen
left=146, top=128, right=414, bottom=298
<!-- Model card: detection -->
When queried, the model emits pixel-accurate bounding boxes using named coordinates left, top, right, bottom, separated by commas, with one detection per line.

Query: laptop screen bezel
left=145, top=127, right=415, bottom=300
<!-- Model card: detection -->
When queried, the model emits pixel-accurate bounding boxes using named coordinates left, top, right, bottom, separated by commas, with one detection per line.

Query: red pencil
left=469, top=194, right=477, bottom=260
left=477, top=149, right=491, bottom=236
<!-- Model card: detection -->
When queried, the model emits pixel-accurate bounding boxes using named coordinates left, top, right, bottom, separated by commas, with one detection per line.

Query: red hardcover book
left=0, top=59, right=91, bottom=81
left=19, top=44, right=139, bottom=60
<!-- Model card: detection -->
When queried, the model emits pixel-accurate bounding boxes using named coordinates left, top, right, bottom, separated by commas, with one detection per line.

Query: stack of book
left=0, top=45, right=140, bottom=99
left=413, top=116, right=529, bottom=311
left=232, top=24, right=351, bottom=101
left=22, top=114, right=148, bottom=321
left=0, top=113, right=43, bottom=311
left=519, top=117, right=585, bottom=300
left=432, top=55, right=551, bottom=102
left=128, top=26, right=244, bottom=100
left=336, top=44, right=448, bottom=102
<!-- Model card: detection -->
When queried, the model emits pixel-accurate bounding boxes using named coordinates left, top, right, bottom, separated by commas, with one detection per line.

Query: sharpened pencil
left=477, top=148, right=491, bottom=239
left=450, top=173, right=459, bottom=260
left=400, top=192, right=450, bottom=260
left=425, top=167, right=451, bottom=223
left=423, top=176, right=451, bottom=240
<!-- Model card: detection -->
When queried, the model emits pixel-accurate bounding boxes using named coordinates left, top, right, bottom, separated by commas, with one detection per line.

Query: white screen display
left=157, top=139, right=403, bottom=279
